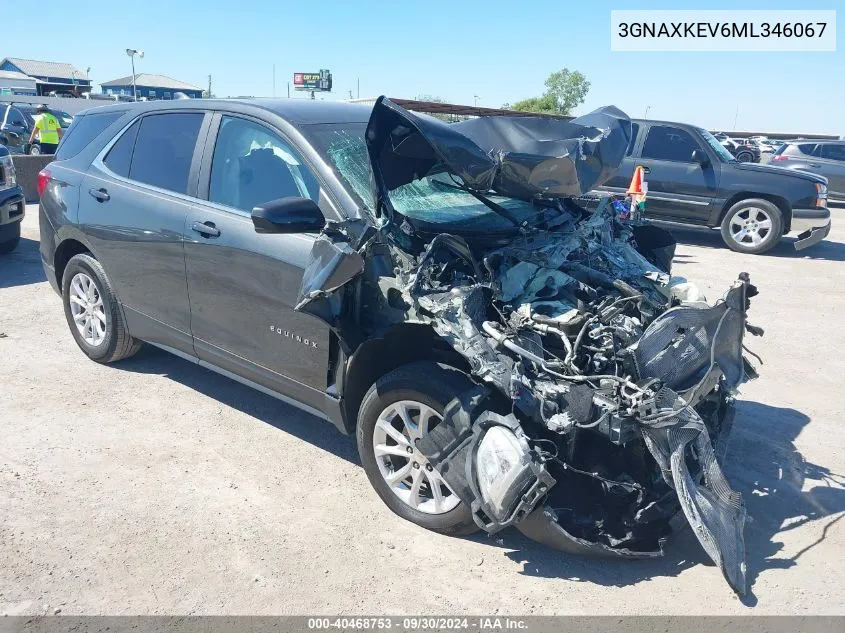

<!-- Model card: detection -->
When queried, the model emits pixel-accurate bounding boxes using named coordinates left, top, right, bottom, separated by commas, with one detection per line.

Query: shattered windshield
left=697, top=127, right=736, bottom=163
left=305, top=122, right=537, bottom=232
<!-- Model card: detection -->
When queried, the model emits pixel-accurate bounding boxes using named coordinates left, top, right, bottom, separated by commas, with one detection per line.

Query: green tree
left=508, top=68, right=590, bottom=115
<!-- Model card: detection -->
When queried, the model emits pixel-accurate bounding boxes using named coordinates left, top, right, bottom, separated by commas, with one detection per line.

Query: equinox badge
left=270, top=325, right=318, bottom=349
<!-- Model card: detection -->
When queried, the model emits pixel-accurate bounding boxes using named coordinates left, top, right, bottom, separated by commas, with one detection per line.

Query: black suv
left=39, top=98, right=759, bottom=595
left=599, top=120, right=830, bottom=254
left=0, top=143, right=25, bottom=253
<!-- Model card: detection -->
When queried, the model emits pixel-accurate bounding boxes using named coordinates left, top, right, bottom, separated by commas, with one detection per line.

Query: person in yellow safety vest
left=28, top=104, right=63, bottom=155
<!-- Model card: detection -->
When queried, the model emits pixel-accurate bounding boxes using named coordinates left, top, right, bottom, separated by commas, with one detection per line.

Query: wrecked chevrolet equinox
left=39, top=97, right=761, bottom=596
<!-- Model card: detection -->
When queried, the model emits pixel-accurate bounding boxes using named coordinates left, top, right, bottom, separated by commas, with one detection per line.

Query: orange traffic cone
left=626, top=166, right=647, bottom=219
left=627, top=166, right=647, bottom=201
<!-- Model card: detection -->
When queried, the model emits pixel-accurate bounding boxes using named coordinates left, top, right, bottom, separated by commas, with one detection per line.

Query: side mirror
left=691, top=149, right=709, bottom=165
left=251, top=197, right=325, bottom=234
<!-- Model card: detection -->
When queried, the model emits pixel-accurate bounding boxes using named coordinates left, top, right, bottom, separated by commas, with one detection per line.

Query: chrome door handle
left=192, top=221, right=221, bottom=238
left=88, top=188, right=110, bottom=202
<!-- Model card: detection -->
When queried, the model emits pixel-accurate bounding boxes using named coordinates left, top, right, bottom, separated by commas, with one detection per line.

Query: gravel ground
left=1, top=205, right=843, bottom=615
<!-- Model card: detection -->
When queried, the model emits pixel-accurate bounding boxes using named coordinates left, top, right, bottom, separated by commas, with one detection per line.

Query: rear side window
left=128, top=113, right=203, bottom=194
left=819, top=144, right=845, bottom=162
left=56, top=112, right=123, bottom=160
left=641, top=125, right=699, bottom=162
left=103, top=120, right=140, bottom=177
left=797, top=143, right=818, bottom=156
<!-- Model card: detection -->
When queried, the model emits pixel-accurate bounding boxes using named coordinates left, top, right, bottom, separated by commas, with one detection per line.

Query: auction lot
left=1, top=205, right=843, bottom=615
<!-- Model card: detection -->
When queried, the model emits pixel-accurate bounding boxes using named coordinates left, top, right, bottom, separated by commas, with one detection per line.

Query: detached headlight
left=0, top=155, right=15, bottom=191
left=475, top=425, right=533, bottom=520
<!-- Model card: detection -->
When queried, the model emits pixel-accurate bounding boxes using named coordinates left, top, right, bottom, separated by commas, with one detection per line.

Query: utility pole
left=287, top=82, right=290, bottom=98
left=357, top=77, right=360, bottom=99
left=207, top=74, right=212, bottom=98
left=732, top=105, right=739, bottom=131
left=273, top=64, right=276, bottom=97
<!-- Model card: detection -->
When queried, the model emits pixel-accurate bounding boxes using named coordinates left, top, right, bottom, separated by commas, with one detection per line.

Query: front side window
left=208, top=116, right=318, bottom=212
left=641, top=125, right=700, bottom=162
left=819, top=144, right=845, bottom=162
left=128, top=113, right=203, bottom=194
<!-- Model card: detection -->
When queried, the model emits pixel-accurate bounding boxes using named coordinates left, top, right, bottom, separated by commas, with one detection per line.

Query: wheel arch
left=54, top=238, right=94, bottom=295
left=340, top=322, right=472, bottom=433
left=719, top=192, right=792, bottom=232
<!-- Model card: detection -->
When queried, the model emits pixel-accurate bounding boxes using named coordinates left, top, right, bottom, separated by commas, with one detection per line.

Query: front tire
left=28, top=143, right=41, bottom=156
left=357, top=361, right=479, bottom=536
left=720, top=198, right=783, bottom=254
left=736, top=151, right=753, bottom=163
left=0, top=223, right=21, bottom=254
left=61, top=253, right=142, bottom=363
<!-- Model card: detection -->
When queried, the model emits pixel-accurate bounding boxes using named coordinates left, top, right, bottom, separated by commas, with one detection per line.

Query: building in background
left=0, top=70, right=37, bottom=96
left=99, top=74, right=203, bottom=100
left=0, top=58, right=91, bottom=96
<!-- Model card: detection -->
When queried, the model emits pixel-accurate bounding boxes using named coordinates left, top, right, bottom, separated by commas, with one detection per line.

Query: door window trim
left=92, top=109, right=212, bottom=202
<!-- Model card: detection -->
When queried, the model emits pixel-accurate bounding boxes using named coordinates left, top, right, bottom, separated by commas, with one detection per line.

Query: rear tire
left=720, top=198, right=783, bottom=254
left=357, top=361, right=479, bottom=536
left=61, top=253, right=142, bottom=363
left=736, top=151, right=753, bottom=163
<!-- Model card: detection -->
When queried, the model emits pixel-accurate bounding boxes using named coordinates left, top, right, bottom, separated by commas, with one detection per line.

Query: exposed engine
left=296, top=97, right=762, bottom=597
left=400, top=197, right=758, bottom=597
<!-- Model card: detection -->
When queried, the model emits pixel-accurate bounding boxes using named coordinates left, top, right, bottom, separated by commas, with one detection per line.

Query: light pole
left=474, top=94, right=480, bottom=106
left=126, top=48, right=144, bottom=101
left=644, top=105, right=651, bottom=119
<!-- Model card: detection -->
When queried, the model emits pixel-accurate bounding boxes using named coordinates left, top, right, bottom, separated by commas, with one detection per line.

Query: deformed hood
left=365, top=96, right=632, bottom=217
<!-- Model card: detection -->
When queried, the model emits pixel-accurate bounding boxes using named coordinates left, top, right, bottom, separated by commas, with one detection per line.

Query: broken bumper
left=791, top=207, right=831, bottom=250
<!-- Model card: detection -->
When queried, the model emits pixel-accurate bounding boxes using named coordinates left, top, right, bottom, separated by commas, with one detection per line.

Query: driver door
left=184, top=113, right=332, bottom=412
left=635, top=125, right=719, bottom=224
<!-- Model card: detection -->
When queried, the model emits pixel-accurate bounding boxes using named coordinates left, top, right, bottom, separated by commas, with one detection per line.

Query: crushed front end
left=297, top=97, right=762, bottom=597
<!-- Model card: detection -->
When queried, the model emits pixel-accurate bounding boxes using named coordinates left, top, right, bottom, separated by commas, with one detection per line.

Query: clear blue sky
left=3, top=0, right=842, bottom=133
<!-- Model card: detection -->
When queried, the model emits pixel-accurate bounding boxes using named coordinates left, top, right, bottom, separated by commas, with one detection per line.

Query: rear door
left=633, top=125, right=719, bottom=223
left=79, top=110, right=211, bottom=354
left=183, top=113, right=333, bottom=413
left=815, top=144, right=845, bottom=197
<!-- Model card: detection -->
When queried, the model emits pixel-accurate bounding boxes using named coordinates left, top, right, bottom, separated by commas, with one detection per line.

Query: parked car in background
left=0, top=103, right=73, bottom=154
left=771, top=140, right=845, bottom=200
left=598, top=119, right=830, bottom=254
left=719, top=137, right=760, bottom=163
left=0, top=142, right=25, bottom=253
left=748, top=137, right=776, bottom=153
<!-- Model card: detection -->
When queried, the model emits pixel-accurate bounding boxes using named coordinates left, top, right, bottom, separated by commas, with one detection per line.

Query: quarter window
left=57, top=112, right=123, bottom=160
left=128, top=113, right=203, bottom=194
left=641, top=126, right=700, bottom=162
left=103, top=120, right=140, bottom=177
left=208, top=116, right=319, bottom=212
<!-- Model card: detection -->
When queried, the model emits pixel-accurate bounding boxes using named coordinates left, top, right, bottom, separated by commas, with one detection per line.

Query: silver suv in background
left=771, top=140, right=845, bottom=200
